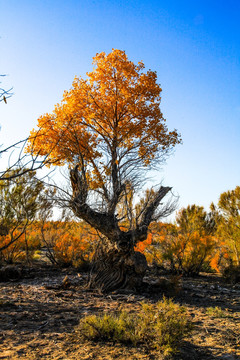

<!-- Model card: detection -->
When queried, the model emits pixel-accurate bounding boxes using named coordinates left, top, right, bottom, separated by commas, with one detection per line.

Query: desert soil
left=0, top=264, right=239, bottom=359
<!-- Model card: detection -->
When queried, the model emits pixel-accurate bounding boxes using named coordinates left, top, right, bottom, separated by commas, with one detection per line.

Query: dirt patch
left=0, top=265, right=239, bottom=359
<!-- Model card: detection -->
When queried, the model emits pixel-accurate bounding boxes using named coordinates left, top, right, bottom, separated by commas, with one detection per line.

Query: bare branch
left=0, top=74, right=13, bottom=103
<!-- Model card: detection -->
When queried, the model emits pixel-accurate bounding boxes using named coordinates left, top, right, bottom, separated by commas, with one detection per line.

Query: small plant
left=32, top=250, right=42, bottom=261
left=77, top=297, right=192, bottom=356
left=206, top=306, right=227, bottom=318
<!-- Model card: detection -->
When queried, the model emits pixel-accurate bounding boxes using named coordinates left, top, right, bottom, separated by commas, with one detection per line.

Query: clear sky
left=0, top=0, right=239, bottom=216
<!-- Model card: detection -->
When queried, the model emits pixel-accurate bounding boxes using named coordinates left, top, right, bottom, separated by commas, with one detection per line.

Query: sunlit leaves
left=27, top=49, right=181, bottom=191
left=211, top=186, right=240, bottom=266
left=140, top=206, right=218, bottom=275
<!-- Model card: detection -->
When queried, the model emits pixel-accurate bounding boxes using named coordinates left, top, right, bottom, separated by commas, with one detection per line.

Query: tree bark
left=70, top=166, right=171, bottom=292
left=88, top=244, right=148, bottom=292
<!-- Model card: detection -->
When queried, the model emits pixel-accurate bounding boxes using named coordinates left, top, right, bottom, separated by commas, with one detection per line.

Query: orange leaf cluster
left=134, top=233, right=152, bottom=253
left=26, top=49, right=181, bottom=190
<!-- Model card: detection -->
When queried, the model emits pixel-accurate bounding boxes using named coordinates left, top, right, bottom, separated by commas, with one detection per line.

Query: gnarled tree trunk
left=70, top=166, right=171, bottom=292
left=88, top=242, right=148, bottom=292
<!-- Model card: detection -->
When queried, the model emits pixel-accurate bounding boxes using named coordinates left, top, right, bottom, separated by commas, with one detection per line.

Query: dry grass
left=0, top=265, right=239, bottom=359
left=74, top=297, right=192, bottom=356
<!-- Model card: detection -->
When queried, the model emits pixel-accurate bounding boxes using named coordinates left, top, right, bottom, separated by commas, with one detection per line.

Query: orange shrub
left=134, top=233, right=152, bottom=252
left=209, top=242, right=231, bottom=273
left=0, top=230, right=40, bottom=264
left=0, top=220, right=98, bottom=267
left=136, top=222, right=218, bottom=276
left=53, top=232, right=95, bottom=267
left=39, top=221, right=98, bottom=268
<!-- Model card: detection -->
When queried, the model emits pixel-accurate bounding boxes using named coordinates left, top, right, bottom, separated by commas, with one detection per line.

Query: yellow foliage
left=39, top=221, right=98, bottom=267
left=0, top=230, right=40, bottom=263
left=134, top=233, right=152, bottom=253
left=53, top=232, right=94, bottom=267
left=137, top=222, right=218, bottom=275
left=27, top=49, right=181, bottom=190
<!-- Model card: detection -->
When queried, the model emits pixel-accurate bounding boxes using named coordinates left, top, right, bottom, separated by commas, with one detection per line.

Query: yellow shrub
left=53, top=233, right=94, bottom=267
left=0, top=231, right=40, bottom=264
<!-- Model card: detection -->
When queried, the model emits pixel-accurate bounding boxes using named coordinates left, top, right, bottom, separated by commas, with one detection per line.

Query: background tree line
left=0, top=167, right=239, bottom=280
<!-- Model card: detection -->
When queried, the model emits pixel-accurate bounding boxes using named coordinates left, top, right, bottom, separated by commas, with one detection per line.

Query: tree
left=27, top=49, right=181, bottom=291
left=211, top=186, right=240, bottom=266
left=176, top=204, right=216, bottom=236
left=0, top=168, right=47, bottom=257
left=174, top=205, right=217, bottom=275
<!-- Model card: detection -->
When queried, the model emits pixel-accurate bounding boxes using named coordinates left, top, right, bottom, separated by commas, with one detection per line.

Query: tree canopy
left=27, top=50, right=181, bottom=200
left=176, top=205, right=216, bottom=236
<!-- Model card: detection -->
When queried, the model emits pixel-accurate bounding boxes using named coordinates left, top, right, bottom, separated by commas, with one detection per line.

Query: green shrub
left=77, top=297, right=192, bottom=356
left=206, top=306, right=227, bottom=318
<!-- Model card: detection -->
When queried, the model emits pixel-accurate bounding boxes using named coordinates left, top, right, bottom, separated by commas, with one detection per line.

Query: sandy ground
left=0, top=265, right=239, bottom=359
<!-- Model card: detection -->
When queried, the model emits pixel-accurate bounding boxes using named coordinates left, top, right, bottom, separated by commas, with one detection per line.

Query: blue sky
left=0, top=0, right=239, bottom=216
